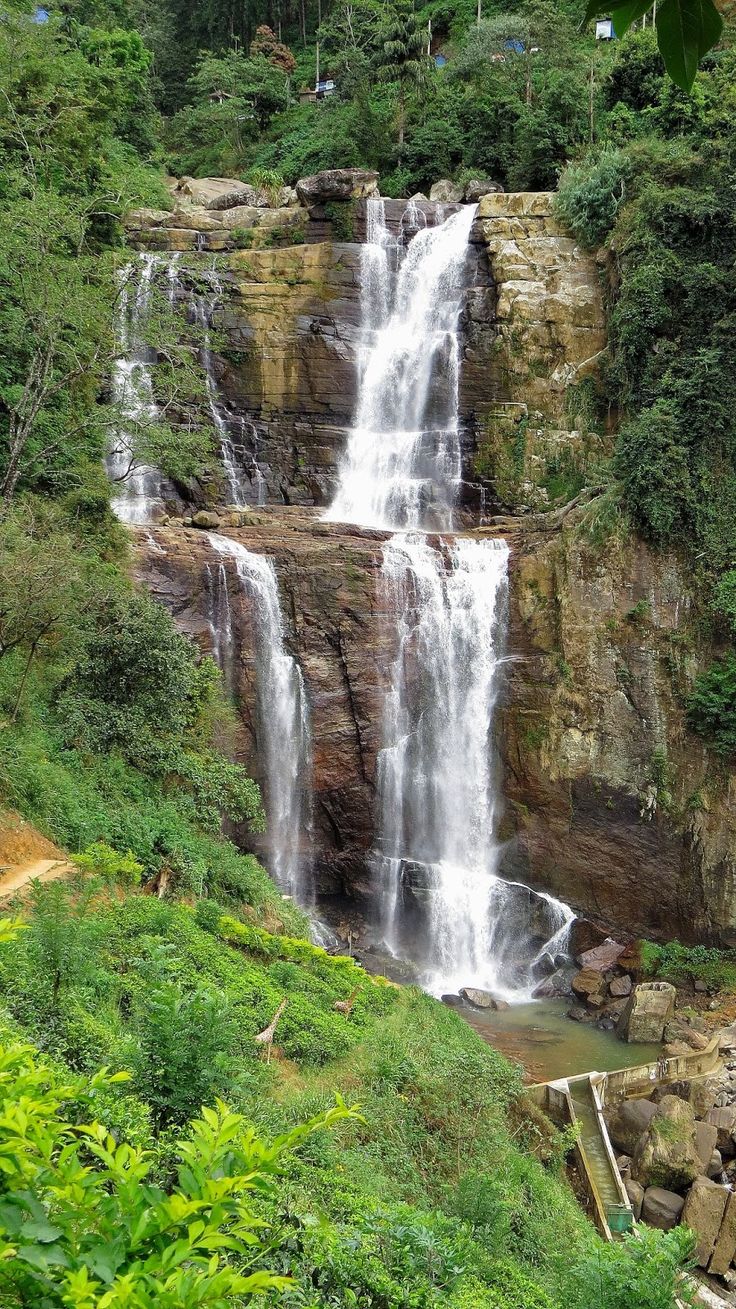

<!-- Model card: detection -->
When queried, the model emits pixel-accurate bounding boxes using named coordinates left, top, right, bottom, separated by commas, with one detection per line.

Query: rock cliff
left=130, top=183, right=735, bottom=943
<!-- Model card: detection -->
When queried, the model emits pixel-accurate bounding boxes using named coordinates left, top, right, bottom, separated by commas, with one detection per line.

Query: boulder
left=578, top=939, right=625, bottom=972
left=681, top=1177, right=729, bottom=1267
left=178, top=177, right=269, bottom=210
left=409, top=191, right=429, bottom=202
left=617, top=981, right=676, bottom=1043
left=641, top=1186, right=685, bottom=1231
left=709, top=1190, right=736, bottom=1275
left=705, top=1107, right=736, bottom=1155
left=606, top=1097, right=658, bottom=1155
left=655, top=1077, right=720, bottom=1118
left=277, top=186, right=300, bottom=207
left=191, top=510, right=221, bottom=529
left=532, top=965, right=576, bottom=999
left=459, top=987, right=509, bottom=1010
left=464, top=178, right=504, bottom=203
left=609, top=974, right=633, bottom=998
left=694, top=1120, right=719, bottom=1172
left=663, top=1020, right=710, bottom=1052
left=531, top=951, right=557, bottom=979
left=296, top=169, right=379, bottom=206
left=571, top=966, right=606, bottom=1003
left=617, top=1153, right=632, bottom=1177
left=707, top=1149, right=723, bottom=1179
left=166, top=206, right=223, bottom=232
left=124, top=207, right=171, bottom=229
left=441, top=993, right=463, bottom=1007
left=429, top=179, right=463, bottom=203
left=632, top=1095, right=701, bottom=1190
left=625, top=1178, right=645, bottom=1219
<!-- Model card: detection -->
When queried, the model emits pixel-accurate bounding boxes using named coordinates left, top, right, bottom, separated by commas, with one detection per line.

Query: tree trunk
left=10, top=641, right=38, bottom=721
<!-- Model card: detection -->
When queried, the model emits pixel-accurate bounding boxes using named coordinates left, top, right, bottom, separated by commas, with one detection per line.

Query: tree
left=250, top=25, right=296, bottom=74
left=0, top=1035, right=358, bottom=1307
left=0, top=509, right=105, bottom=718
left=582, top=0, right=723, bottom=92
left=381, top=0, right=426, bottom=149
left=167, top=50, right=289, bottom=174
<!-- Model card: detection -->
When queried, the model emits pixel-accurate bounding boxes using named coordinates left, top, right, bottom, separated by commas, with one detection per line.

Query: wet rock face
left=499, top=519, right=736, bottom=942
left=134, top=516, right=390, bottom=899
left=201, top=235, right=496, bottom=514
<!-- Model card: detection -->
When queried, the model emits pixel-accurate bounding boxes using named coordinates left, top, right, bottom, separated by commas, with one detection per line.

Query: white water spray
left=209, top=534, right=313, bottom=902
left=327, top=202, right=576, bottom=997
left=106, top=254, right=168, bottom=524
left=326, top=201, right=477, bottom=530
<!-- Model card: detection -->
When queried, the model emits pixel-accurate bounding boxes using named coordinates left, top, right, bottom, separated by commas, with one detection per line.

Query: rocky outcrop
left=295, top=168, right=379, bottom=205
left=473, top=191, right=609, bottom=513
left=134, top=514, right=389, bottom=898
left=429, top=179, right=463, bottom=203
left=499, top=514, right=736, bottom=942
left=175, top=177, right=270, bottom=210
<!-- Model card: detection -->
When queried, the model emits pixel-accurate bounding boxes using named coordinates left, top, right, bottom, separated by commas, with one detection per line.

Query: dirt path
left=0, top=857, right=73, bottom=900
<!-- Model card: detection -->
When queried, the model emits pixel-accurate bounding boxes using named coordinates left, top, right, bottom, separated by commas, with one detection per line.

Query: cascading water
left=325, top=201, right=477, bottom=531
left=189, top=269, right=250, bottom=508
left=209, top=534, right=313, bottom=903
left=106, top=254, right=168, bottom=524
left=328, top=199, right=576, bottom=998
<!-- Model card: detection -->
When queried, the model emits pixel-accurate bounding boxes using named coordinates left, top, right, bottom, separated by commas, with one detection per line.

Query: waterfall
left=326, top=202, right=576, bottom=998
left=209, top=534, right=313, bottom=902
left=190, top=269, right=250, bottom=507
left=106, top=254, right=168, bottom=523
left=325, top=201, right=477, bottom=531
left=376, top=535, right=509, bottom=984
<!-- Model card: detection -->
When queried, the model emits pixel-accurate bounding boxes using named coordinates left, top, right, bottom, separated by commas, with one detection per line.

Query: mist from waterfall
left=325, top=201, right=477, bottom=531
left=209, top=534, right=313, bottom=903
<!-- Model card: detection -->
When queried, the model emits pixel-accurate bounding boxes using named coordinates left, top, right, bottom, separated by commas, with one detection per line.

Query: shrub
left=0, top=1036, right=356, bottom=1307
left=686, top=654, right=736, bottom=758
left=72, top=841, right=143, bottom=885
left=555, top=148, right=632, bottom=248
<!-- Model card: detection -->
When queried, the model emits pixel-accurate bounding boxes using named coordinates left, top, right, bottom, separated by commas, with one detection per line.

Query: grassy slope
left=0, top=890, right=594, bottom=1307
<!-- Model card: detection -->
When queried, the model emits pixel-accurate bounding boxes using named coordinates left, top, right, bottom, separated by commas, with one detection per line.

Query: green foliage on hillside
left=0, top=896, right=690, bottom=1308
left=555, top=28, right=736, bottom=757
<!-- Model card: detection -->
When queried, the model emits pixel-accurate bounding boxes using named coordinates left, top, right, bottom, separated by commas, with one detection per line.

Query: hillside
left=0, top=0, right=734, bottom=1304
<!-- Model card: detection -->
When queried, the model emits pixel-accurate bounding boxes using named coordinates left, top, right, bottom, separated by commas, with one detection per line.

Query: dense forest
left=0, top=0, right=734, bottom=1301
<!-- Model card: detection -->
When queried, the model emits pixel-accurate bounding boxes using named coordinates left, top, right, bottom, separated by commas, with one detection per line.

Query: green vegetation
left=642, top=938, right=736, bottom=989
left=0, top=897, right=690, bottom=1307
left=555, top=27, right=736, bottom=759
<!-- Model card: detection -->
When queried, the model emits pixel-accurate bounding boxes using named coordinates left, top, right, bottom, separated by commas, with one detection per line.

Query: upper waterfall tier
left=325, top=201, right=478, bottom=532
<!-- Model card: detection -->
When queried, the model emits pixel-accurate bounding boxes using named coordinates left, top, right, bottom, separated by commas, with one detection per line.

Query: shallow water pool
left=461, top=997, right=662, bottom=1083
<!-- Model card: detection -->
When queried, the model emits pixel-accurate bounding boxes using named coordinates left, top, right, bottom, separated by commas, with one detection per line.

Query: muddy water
left=462, top=998, right=662, bottom=1083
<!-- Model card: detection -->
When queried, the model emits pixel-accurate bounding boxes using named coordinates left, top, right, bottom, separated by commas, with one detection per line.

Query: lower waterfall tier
left=135, top=508, right=736, bottom=946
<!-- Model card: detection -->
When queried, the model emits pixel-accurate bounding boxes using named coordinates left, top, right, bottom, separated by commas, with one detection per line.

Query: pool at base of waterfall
left=460, top=998, right=662, bottom=1084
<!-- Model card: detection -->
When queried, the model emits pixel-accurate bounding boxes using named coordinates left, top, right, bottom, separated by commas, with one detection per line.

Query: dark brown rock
left=571, top=967, right=606, bottom=1002
left=606, top=1098, right=658, bottom=1155
left=578, top=940, right=625, bottom=971
left=641, top=1186, right=685, bottom=1231
left=681, top=1177, right=729, bottom=1267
